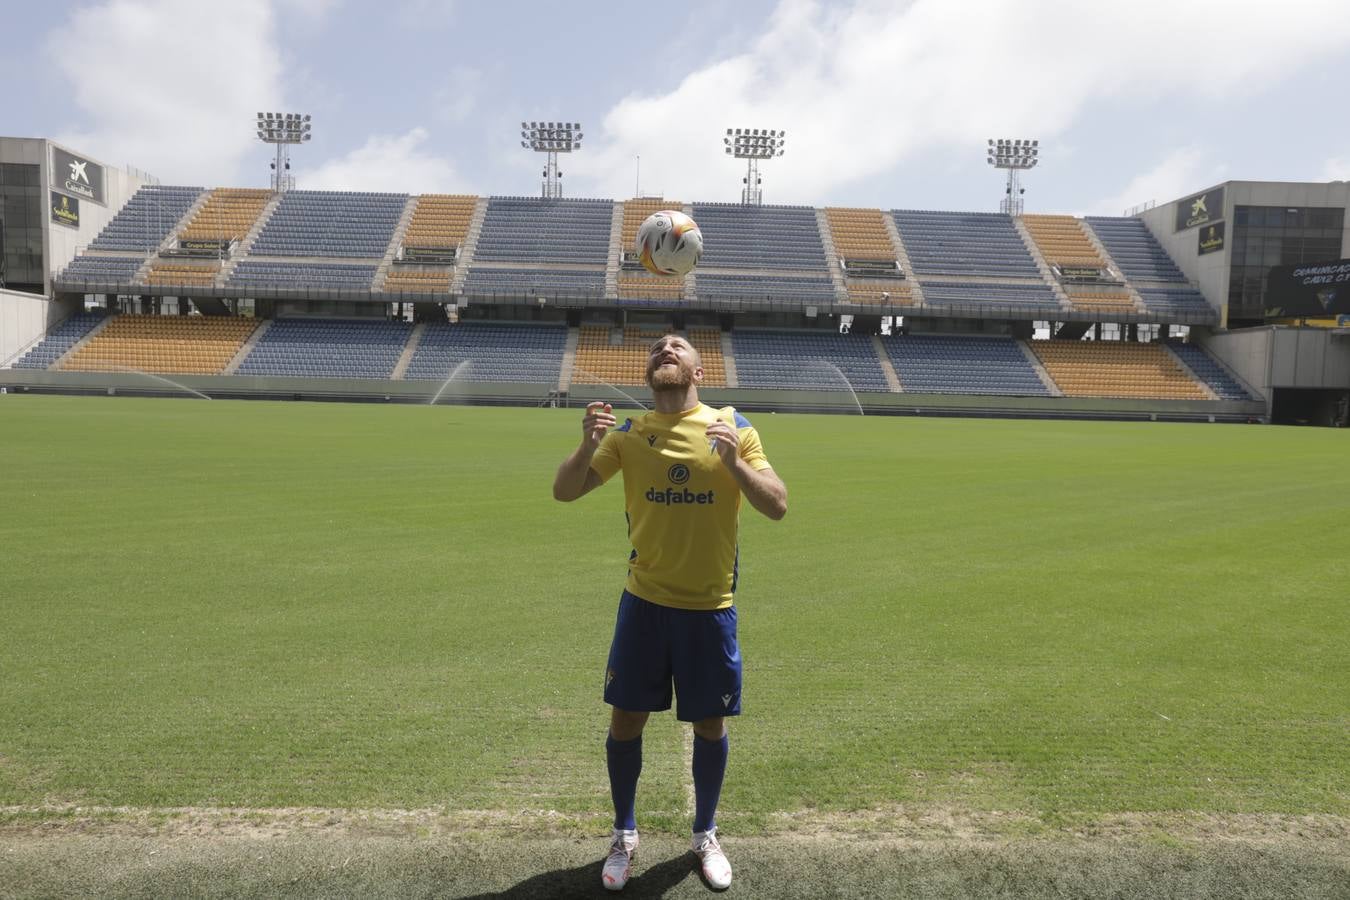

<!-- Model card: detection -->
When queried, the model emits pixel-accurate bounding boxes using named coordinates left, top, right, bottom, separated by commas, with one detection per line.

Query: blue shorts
left=604, top=590, right=742, bottom=722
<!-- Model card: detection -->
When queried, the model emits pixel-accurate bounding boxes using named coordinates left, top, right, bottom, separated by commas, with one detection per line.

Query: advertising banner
left=1264, top=258, right=1350, bottom=317
left=52, top=146, right=106, bottom=206
left=51, top=191, right=80, bottom=228
left=1174, top=186, right=1224, bottom=231
left=1198, top=221, right=1225, bottom=255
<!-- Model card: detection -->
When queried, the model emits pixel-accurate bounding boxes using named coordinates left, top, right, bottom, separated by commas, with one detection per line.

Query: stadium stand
left=235, top=319, right=412, bottom=379
left=404, top=322, right=567, bottom=384
left=691, top=203, right=829, bottom=271
left=1135, top=286, right=1214, bottom=319
left=884, top=335, right=1052, bottom=396
left=1082, top=217, right=1186, bottom=281
left=472, top=197, right=612, bottom=265
left=569, top=324, right=728, bottom=387
left=618, top=199, right=687, bottom=300
left=382, top=267, right=453, bottom=293
left=1020, top=214, right=1106, bottom=270
left=572, top=325, right=647, bottom=386
left=249, top=191, right=407, bottom=258
left=145, top=261, right=221, bottom=287
left=1168, top=343, right=1254, bottom=400
left=60, top=314, right=256, bottom=374
left=824, top=208, right=913, bottom=304
left=1065, top=288, right=1138, bottom=317
left=731, top=330, right=890, bottom=391
left=917, top=281, right=1061, bottom=313
left=825, top=207, right=898, bottom=264
left=694, top=273, right=836, bottom=304
left=401, top=194, right=476, bottom=251
left=87, top=185, right=204, bottom=252
left=617, top=271, right=686, bottom=300
left=1029, top=341, right=1209, bottom=399
left=843, top=278, right=913, bottom=304
left=685, top=327, right=727, bottom=387
left=57, top=255, right=146, bottom=284
left=228, top=261, right=378, bottom=291
left=178, top=188, right=270, bottom=244
left=891, top=210, right=1040, bottom=278
left=9, top=311, right=108, bottom=369
left=461, top=267, right=606, bottom=297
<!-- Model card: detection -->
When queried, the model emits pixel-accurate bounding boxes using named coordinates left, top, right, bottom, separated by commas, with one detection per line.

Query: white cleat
left=692, top=827, right=732, bottom=890
left=602, top=828, right=639, bottom=891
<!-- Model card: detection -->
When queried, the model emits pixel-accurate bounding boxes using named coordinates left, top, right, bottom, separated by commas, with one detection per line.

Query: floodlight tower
left=521, top=121, right=583, bottom=199
left=986, top=138, right=1038, bottom=215
left=724, top=128, right=786, bottom=205
left=256, top=112, right=312, bottom=193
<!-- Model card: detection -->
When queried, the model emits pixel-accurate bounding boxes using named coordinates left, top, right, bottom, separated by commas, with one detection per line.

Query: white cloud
left=46, top=0, right=285, bottom=186
left=303, top=127, right=465, bottom=192
left=572, top=0, right=1350, bottom=203
left=1092, top=147, right=1216, bottom=217
left=1321, top=157, right=1350, bottom=182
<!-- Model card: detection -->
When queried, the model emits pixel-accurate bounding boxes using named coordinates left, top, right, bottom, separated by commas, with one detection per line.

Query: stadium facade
left=2, top=135, right=1348, bottom=425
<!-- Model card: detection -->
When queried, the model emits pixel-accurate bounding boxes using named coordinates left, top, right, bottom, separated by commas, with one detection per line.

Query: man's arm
left=553, top=402, right=615, bottom=502
left=705, top=421, right=788, bottom=520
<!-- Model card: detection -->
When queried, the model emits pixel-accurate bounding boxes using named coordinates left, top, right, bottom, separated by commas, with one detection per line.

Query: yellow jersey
left=589, top=403, right=772, bottom=610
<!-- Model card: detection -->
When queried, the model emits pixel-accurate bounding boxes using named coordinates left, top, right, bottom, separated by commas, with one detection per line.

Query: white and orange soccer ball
left=636, top=210, right=703, bottom=277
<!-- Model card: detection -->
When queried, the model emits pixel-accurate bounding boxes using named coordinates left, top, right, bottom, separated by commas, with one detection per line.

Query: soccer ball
left=636, top=210, right=703, bottom=277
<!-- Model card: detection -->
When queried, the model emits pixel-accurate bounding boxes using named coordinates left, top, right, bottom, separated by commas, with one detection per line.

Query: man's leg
left=690, top=716, right=727, bottom=834
left=607, top=708, right=649, bottom=830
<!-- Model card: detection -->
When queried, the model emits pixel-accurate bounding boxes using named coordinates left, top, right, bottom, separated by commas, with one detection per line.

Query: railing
left=46, top=276, right=1222, bottom=326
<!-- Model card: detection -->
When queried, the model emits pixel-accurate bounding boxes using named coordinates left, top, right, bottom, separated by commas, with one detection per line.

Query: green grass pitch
left=1, top=394, right=1347, bottom=837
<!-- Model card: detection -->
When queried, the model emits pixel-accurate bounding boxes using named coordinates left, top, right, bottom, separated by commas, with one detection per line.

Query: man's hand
left=705, top=419, right=740, bottom=469
left=555, top=402, right=614, bottom=502
left=583, top=401, right=616, bottom=451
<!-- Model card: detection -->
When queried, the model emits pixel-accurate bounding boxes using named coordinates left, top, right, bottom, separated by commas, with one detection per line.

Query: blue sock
left=691, top=733, right=729, bottom=834
left=606, top=734, right=642, bottom=830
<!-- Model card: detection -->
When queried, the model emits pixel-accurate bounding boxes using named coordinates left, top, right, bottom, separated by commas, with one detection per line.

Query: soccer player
left=553, top=334, right=787, bottom=892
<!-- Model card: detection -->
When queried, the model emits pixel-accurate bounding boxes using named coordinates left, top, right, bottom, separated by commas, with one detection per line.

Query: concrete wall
left=1197, top=327, right=1273, bottom=401
left=0, top=289, right=79, bottom=366
left=1269, top=327, right=1350, bottom=389
left=1138, top=181, right=1350, bottom=327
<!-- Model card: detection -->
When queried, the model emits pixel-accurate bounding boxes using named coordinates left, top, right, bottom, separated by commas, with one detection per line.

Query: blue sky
left=6, top=0, right=1350, bottom=214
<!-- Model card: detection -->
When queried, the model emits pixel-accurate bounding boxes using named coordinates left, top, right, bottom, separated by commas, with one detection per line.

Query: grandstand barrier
left=0, top=365, right=1267, bottom=421
left=47, top=275, right=1222, bottom=324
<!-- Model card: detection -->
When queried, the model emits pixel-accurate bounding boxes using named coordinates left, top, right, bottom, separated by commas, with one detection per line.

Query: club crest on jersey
left=668, top=464, right=690, bottom=485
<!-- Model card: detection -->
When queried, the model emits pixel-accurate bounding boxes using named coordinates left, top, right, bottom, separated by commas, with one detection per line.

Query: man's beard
left=647, top=359, right=695, bottom=391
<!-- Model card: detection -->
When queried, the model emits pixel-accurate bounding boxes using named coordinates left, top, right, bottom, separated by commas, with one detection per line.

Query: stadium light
left=986, top=136, right=1038, bottom=215
left=724, top=125, right=787, bottom=205
left=521, top=119, right=582, bottom=198
left=256, top=111, right=312, bottom=193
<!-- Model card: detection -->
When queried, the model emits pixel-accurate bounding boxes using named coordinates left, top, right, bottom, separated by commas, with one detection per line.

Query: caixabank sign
left=51, top=146, right=105, bottom=206
left=51, top=191, right=80, bottom=228
left=1175, top=186, right=1223, bottom=231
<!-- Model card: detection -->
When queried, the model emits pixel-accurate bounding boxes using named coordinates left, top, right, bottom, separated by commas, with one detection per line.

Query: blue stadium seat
left=405, top=322, right=568, bottom=384
left=10, top=311, right=110, bottom=369
left=235, top=318, right=412, bottom=379
left=1168, top=343, right=1253, bottom=400
left=88, top=185, right=204, bottom=252
left=250, top=191, right=407, bottom=259
left=891, top=210, right=1039, bottom=278
left=884, top=334, right=1051, bottom=396
left=731, top=331, right=890, bottom=391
